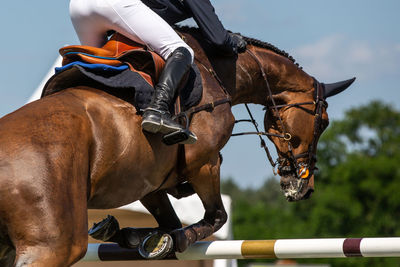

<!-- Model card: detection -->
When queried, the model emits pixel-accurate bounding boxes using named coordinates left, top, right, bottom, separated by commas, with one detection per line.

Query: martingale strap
left=238, top=103, right=279, bottom=167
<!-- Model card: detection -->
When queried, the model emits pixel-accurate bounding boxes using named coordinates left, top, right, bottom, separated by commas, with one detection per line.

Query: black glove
left=230, top=33, right=247, bottom=54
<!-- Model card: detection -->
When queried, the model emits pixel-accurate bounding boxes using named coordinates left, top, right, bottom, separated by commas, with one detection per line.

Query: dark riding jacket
left=141, top=0, right=237, bottom=54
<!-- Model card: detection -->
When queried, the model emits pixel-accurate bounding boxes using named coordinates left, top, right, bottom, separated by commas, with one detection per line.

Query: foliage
left=221, top=101, right=400, bottom=267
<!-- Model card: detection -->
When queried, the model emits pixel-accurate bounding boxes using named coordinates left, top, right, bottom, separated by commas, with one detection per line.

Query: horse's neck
left=231, top=47, right=313, bottom=105
left=183, top=29, right=313, bottom=105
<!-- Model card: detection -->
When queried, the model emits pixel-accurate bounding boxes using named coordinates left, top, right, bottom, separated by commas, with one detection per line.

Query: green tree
left=222, top=101, right=400, bottom=267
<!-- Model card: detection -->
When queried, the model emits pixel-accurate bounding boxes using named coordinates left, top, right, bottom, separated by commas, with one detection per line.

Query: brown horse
left=0, top=28, right=354, bottom=266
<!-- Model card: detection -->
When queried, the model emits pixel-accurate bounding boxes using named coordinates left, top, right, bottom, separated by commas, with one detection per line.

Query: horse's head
left=264, top=77, right=355, bottom=201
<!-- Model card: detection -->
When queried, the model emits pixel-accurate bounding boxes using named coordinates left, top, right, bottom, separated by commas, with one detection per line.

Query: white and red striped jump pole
left=82, top=237, right=400, bottom=261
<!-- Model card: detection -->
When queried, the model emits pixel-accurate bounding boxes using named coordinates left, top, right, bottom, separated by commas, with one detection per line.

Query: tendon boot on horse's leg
left=89, top=215, right=173, bottom=259
left=141, top=47, right=197, bottom=145
left=89, top=215, right=143, bottom=248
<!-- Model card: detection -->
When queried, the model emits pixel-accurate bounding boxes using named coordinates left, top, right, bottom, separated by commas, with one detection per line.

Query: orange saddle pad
left=60, top=33, right=165, bottom=86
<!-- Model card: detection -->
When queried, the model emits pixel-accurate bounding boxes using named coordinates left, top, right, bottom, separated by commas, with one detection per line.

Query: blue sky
left=0, top=0, right=399, bottom=188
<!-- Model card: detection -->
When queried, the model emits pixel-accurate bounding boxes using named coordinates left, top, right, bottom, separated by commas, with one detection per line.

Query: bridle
left=232, top=50, right=328, bottom=179
left=184, top=49, right=328, bottom=180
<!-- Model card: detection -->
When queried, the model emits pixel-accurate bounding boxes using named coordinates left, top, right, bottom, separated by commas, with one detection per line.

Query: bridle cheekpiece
left=232, top=50, right=328, bottom=180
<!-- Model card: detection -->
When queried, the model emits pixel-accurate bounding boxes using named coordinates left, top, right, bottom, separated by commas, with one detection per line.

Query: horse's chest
left=87, top=173, right=158, bottom=209
left=88, top=145, right=179, bottom=209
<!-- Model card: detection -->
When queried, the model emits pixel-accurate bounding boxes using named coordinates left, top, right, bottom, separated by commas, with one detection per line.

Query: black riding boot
left=141, top=47, right=197, bottom=144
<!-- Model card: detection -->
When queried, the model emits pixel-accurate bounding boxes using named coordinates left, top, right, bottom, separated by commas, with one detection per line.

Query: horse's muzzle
left=280, top=174, right=314, bottom=202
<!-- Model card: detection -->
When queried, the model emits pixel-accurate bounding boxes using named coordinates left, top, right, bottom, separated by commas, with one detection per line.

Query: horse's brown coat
left=0, top=31, right=338, bottom=266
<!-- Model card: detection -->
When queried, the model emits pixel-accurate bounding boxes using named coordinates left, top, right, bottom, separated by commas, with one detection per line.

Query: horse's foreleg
left=107, top=191, right=182, bottom=248
left=166, top=182, right=196, bottom=199
left=172, top=155, right=227, bottom=252
left=140, top=190, right=182, bottom=231
left=91, top=190, right=184, bottom=254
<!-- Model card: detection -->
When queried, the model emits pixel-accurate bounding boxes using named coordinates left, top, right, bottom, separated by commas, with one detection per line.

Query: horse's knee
left=205, top=209, right=227, bottom=232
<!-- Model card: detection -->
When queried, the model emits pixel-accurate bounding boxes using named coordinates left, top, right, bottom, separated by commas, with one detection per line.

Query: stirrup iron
left=162, top=113, right=196, bottom=145
left=163, top=129, right=193, bottom=145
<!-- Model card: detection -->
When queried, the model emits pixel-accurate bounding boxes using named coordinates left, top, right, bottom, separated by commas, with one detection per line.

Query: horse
left=0, top=27, right=354, bottom=266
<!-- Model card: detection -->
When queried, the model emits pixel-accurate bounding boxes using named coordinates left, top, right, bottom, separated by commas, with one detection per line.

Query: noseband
left=232, top=50, right=328, bottom=179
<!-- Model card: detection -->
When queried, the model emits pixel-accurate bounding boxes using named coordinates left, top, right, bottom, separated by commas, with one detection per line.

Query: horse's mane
left=176, top=26, right=301, bottom=68
left=241, top=37, right=300, bottom=66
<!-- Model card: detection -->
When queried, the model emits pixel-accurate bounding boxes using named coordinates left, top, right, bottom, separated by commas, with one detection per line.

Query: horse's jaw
left=280, top=174, right=314, bottom=202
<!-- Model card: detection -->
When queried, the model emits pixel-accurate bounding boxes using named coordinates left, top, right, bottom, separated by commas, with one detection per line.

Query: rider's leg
left=69, top=0, right=197, bottom=143
left=69, top=0, right=110, bottom=47
left=141, top=46, right=197, bottom=143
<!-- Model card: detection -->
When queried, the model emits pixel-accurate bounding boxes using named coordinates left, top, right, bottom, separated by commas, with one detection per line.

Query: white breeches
left=69, top=0, right=194, bottom=61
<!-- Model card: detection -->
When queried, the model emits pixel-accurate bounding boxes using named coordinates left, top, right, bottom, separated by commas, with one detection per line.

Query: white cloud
left=296, top=35, right=344, bottom=60
left=348, top=42, right=373, bottom=63
left=293, top=35, right=400, bottom=82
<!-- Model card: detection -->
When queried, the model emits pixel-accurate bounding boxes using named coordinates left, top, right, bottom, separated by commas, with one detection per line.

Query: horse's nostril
left=280, top=176, right=291, bottom=185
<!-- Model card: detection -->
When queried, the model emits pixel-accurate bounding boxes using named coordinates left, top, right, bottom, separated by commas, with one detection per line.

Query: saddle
left=42, top=32, right=203, bottom=114
left=60, top=33, right=165, bottom=86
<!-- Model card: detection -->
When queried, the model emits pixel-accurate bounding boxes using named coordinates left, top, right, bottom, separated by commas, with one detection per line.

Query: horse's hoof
left=170, top=229, right=190, bottom=253
left=138, top=232, right=174, bottom=259
left=88, top=215, right=120, bottom=241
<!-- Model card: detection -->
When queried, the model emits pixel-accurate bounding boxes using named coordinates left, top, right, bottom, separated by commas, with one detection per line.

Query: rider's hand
left=230, top=33, right=247, bottom=54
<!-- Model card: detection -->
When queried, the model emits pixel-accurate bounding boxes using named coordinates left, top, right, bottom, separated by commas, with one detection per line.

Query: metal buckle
left=284, top=133, right=292, bottom=141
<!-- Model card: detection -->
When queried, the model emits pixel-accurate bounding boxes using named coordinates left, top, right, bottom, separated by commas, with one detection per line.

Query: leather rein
left=175, top=49, right=327, bottom=179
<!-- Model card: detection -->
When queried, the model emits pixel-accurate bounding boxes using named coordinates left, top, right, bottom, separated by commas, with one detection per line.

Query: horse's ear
left=323, top=77, right=356, bottom=98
